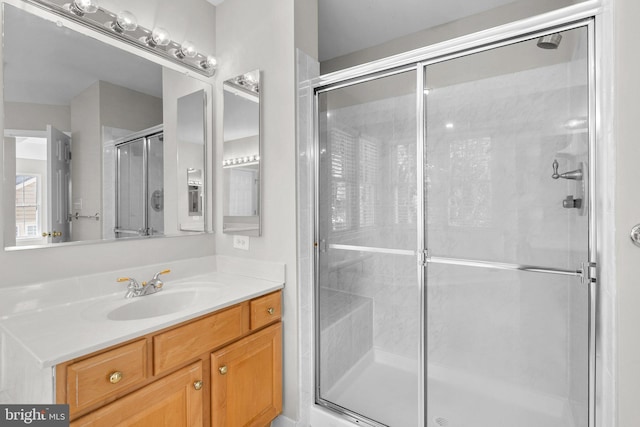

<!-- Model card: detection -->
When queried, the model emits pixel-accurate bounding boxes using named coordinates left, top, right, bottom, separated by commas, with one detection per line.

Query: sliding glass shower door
left=315, top=22, right=594, bottom=427
left=115, top=130, right=164, bottom=238
left=316, top=70, right=422, bottom=427
left=424, top=24, right=591, bottom=427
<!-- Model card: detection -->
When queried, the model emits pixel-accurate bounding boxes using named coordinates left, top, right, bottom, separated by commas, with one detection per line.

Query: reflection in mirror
left=112, top=126, right=164, bottom=238
left=223, top=70, right=261, bottom=236
left=2, top=3, right=211, bottom=249
left=177, top=90, right=206, bottom=231
left=188, top=169, right=203, bottom=217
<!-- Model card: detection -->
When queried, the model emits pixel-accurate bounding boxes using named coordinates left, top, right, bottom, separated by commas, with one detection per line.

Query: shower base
left=315, top=350, right=584, bottom=427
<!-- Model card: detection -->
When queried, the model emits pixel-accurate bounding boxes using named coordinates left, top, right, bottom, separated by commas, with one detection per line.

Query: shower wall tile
left=319, top=289, right=373, bottom=391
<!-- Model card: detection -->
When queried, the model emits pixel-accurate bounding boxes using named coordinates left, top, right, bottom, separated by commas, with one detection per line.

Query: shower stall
left=314, top=21, right=595, bottom=427
left=113, top=126, right=164, bottom=238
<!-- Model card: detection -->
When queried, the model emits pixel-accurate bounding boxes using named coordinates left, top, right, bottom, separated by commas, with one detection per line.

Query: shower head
left=537, top=33, right=562, bottom=49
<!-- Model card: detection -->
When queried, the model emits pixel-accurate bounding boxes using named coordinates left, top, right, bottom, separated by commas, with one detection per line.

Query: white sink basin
left=106, top=291, right=199, bottom=321
left=82, top=283, right=226, bottom=322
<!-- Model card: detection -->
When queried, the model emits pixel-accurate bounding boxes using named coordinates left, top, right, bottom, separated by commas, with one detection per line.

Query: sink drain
left=433, top=417, right=449, bottom=427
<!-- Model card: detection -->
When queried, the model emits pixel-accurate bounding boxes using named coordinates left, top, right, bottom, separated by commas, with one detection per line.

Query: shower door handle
left=426, top=255, right=585, bottom=279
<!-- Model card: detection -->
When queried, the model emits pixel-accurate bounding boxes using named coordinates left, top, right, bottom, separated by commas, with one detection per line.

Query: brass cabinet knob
left=267, top=307, right=275, bottom=315
left=42, top=232, right=51, bottom=237
left=193, top=380, right=203, bottom=390
left=109, top=371, right=123, bottom=384
left=218, top=365, right=228, bottom=375
left=52, top=231, right=62, bottom=237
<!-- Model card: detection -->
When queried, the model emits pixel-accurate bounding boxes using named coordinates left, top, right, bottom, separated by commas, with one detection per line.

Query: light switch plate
left=233, top=235, right=250, bottom=251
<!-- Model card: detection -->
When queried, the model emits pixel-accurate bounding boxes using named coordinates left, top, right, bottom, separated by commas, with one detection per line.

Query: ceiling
left=318, top=0, right=517, bottom=61
left=4, top=4, right=162, bottom=106
left=208, top=0, right=520, bottom=62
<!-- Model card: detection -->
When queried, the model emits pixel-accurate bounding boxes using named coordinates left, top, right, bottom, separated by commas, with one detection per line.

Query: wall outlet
left=233, top=235, right=250, bottom=251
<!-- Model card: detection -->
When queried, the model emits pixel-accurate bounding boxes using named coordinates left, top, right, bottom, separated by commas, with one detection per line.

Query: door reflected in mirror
left=2, top=3, right=211, bottom=249
left=223, top=70, right=261, bottom=236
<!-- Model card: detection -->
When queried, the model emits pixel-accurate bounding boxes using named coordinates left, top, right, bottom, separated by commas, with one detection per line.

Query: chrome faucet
left=116, top=269, right=171, bottom=298
left=117, top=277, right=143, bottom=298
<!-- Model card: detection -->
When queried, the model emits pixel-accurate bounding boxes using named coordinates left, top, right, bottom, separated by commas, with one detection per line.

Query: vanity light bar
left=22, top=0, right=217, bottom=77
left=222, top=155, right=260, bottom=168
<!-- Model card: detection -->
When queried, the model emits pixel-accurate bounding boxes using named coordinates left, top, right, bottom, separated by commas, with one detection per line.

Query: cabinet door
left=71, top=362, right=203, bottom=427
left=211, top=322, right=282, bottom=427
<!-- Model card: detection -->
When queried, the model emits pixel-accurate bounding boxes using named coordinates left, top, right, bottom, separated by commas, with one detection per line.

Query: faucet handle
left=117, top=277, right=140, bottom=288
left=152, top=269, right=171, bottom=280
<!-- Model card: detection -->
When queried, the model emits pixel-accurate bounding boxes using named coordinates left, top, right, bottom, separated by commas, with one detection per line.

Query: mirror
left=178, top=90, right=206, bottom=231
left=222, top=70, right=261, bottom=236
left=3, top=3, right=211, bottom=249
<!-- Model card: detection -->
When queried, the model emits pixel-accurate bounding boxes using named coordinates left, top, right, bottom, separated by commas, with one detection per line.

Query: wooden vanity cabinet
left=70, top=362, right=203, bottom=427
left=211, top=323, right=282, bottom=427
left=56, top=290, right=283, bottom=427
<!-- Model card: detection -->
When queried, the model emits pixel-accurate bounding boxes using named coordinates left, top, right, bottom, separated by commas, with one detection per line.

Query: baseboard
left=271, top=414, right=298, bottom=427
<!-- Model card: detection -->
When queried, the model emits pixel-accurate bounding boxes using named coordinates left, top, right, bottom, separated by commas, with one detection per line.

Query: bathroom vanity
left=0, top=257, right=284, bottom=427
left=58, top=290, right=282, bottom=426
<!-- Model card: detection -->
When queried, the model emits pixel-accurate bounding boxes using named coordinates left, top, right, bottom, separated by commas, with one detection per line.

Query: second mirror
left=223, top=70, right=261, bottom=236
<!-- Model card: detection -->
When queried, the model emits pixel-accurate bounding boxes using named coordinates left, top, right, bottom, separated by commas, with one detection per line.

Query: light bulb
left=69, top=0, right=98, bottom=15
left=146, top=27, right=170, bottom=47
left=112, top=10, right=138, bottom=33
left=176, top=41, right=197, bottom=59
left=201, top=55, right=217, bottom=70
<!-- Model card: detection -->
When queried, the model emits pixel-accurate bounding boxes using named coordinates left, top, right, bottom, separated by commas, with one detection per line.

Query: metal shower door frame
left=114, top=126, right=164, bottom=237
left=313, top=13, right=598, bottom=427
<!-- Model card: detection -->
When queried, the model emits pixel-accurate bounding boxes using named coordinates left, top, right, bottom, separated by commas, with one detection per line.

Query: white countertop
left=0, top=271, right=283, bottom=368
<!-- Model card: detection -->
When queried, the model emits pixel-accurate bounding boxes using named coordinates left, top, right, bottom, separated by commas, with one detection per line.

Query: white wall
left=69, top=82, right=101, bottom=241
left=613, top=0, right=640, bottom=425
left=215, top=0, right=300, bottom=421
left=0, top=0, right=217, bottom=288
left=4, top=102, right=70, bottom=132
left=321, top=0, right=575, bottom=74
left=70, top=81, right=163, bottom=241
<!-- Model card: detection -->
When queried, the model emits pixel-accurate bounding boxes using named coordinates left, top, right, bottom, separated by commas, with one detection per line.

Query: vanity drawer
left=66, top=339, right=148, bottom=414
left=153, top=304, right=245, bottom=375
left=250, top=291, right=281, bottom=330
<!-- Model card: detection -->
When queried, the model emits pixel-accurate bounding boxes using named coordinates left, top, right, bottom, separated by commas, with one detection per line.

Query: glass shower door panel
left=425, top=25, right=591, bottom=427
left=147, top=134, right=164, bottom=236
left=317, top=71, right=421, bottom=426
left=425, top=26, right=589, bottom=271
left=116, top=138, right=145, bottom=236
left=426, top=264, right=589, bottom=427
left=319, top=71, right=418, bottom=251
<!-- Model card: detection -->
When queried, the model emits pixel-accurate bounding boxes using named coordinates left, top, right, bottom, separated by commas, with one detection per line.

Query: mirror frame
left=1, top=0, right=214, bottom=251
